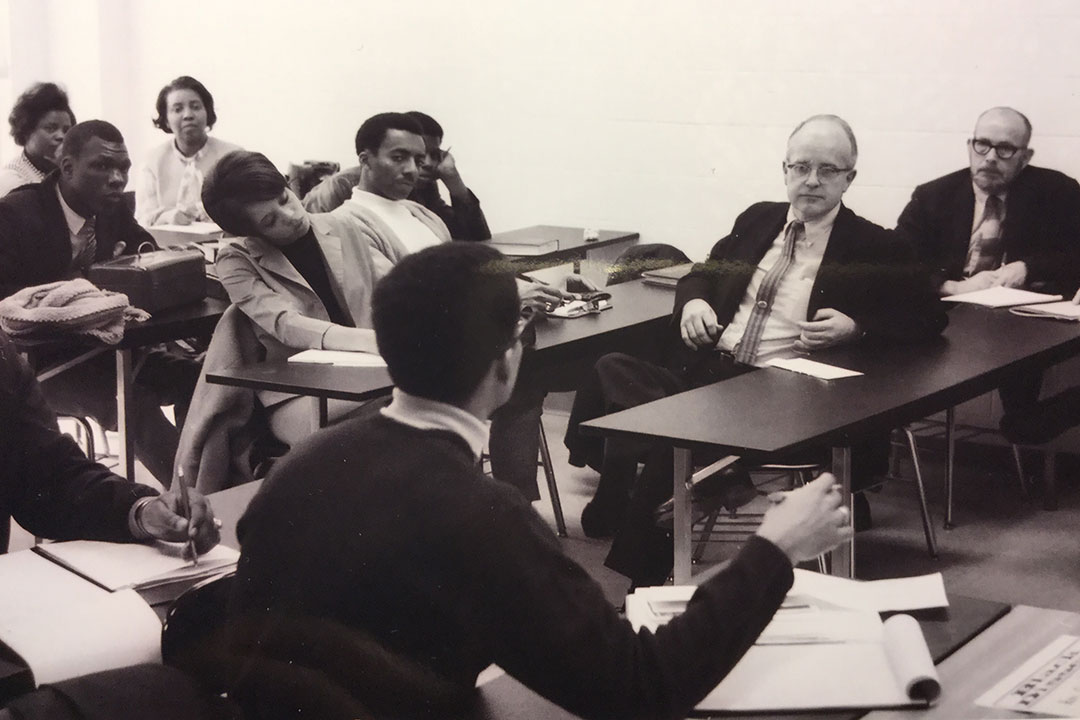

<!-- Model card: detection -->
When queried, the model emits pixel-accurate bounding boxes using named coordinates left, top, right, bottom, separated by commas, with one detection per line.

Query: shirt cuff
left=128, top=496, right=157, bottom=540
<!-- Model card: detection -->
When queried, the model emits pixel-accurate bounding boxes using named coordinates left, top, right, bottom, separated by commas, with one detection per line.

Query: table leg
left=116, top=349, right=136, bottom=483
left=672, top=447, right=694, bottom=584
left=830, top=446, right=854, bottom=578
left=310, top=397, right=328, bottom=433
left=945, top=407, right=956, bottom=529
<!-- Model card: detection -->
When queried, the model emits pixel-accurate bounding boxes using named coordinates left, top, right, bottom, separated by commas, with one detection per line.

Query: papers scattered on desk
left=1011, top=300, right=1080, bottom=321
left=943, top=286, right=1063, bottom=307
left=626, top=577, right=942, bottom=712
left=287, top=349, right=387, bottom=367
left=766, top=357, right=863, bottom=380
left=0, top=550, right=161, bottom=686
left=34, top=540, right=239, bottom=592
left=548, top=299, right=611, bottom=318
left=977, top=634, right=1080, bottom=716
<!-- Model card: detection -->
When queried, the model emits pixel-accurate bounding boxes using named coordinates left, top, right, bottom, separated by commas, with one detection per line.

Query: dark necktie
left=734, top=220, right=804, bottom=365
left=72, top=218, right=97, bottom=271
left=965, top=194, right=1004, bottom=275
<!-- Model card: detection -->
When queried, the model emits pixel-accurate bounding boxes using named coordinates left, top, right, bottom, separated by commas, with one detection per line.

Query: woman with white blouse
left=136, top=76, right=241, bottom=227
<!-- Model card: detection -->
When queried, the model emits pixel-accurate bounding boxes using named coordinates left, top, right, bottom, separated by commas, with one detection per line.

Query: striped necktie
left=72, top=217, right=97, bottom=271
left=964, top=194, right=1004, bottom=275
left=733, top=220, right=804, bottom=365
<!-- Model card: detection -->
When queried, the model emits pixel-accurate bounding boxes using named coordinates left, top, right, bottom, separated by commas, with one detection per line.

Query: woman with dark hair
left=136, top=75, right=240, bottom=227
left=0, top=82, right=75, bottom=196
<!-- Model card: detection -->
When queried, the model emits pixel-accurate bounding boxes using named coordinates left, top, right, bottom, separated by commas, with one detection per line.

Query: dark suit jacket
left=673, top=201, right=946, bottom=362
left=0, top=330, right=156, bottom=552
left=0, top=172, right=156, bottom=298
left=895, top=166, right=1080, bottom=294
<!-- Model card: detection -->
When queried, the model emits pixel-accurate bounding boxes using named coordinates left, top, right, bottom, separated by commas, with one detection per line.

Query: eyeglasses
left=783, top=163, right=852, bottom=182
left=970, top=138, right=1025, bottom=160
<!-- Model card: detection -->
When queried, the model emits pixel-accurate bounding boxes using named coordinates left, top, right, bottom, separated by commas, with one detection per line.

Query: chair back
left=161, top=571, right=236, bottom=695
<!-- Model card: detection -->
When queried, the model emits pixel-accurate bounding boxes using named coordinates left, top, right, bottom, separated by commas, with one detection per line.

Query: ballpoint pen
left=175, top=468, right=199, bottom=566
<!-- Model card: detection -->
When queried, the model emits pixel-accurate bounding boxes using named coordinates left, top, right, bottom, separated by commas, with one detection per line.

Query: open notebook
left=0, top=550, right=161, bottom=690
left=627, top=571, right=945, bottom=712
left=33, top=540, right=239, bottom=592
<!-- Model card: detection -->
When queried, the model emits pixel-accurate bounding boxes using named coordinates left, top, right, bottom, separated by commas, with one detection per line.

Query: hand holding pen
left=138, top=470, right=222, bottom=557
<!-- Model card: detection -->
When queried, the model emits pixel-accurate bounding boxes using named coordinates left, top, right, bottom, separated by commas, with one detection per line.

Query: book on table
left=626, top=570, right=946, bottom=712
left=639, top=262, right=695, bottom=288
left=0, top=550, right=162, bottom=698
left=486, top=236, right=560, bottom=256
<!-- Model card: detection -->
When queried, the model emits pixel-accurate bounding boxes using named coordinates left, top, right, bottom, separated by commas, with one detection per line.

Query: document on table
left=788, top=568, right=949, bottom=612
left=1011, top=300, right=1080, bottom=321
left=977, top=634, right=1080, bottom=716
left=766, top=357, right=863, bottom=379
left=287, top=349, right=387, bottom=367
left=943, top=286, right=1063, bottom=307
left=626, top=581, right=941, bottom=711
left=0, top=550, right=161, bottom=686
left=34, top=540, right=239, bottom=591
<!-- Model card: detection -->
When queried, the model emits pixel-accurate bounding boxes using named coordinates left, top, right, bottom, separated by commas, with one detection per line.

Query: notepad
left=34, top=540, right=239, bottom=592
left=1011, top=300, right=1080, bottom=321
left=766, top=357, right=863, bottom=379
left=287, top=349, right=388, bottom=367
left=0, top=550, right=161, bottom=687
left=943, top=286, right=1063, bottom=307
left=977, top=634, right=1080, bottom=716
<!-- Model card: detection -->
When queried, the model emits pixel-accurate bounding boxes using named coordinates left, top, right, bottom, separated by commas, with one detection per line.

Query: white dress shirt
left=348, top=190, right=443, bottom=254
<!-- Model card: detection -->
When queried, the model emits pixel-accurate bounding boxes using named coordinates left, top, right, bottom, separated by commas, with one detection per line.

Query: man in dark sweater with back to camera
left=231, top=242, right=851, bottom=719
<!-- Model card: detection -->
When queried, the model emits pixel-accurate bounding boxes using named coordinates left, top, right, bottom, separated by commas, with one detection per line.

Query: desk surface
left=581, top=304, right=1080, bottom=460
left=207, top=279, right=674, bottom=399
left=485, top=225, right=638, bottom=265
left=865, top=604, right=1080, bottom=720
left=473, top=594, right=1012, bottom=720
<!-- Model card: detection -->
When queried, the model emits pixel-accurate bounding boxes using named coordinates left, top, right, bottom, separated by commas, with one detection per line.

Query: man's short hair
left=788, top=114, right=859, bottom=165
left=405, top=111, right=443, bottom=140
left=202, top=150, right=287, bottom=236
left=152, top=75, right=218, bottom=133
left=976, top=107, right=1033, bottom=146
left=60, top=120, right=125, bottom=160
left=373, top=243, right=520, bottom=405
left=354, top=113, right=425, bottom=157
left=8, top=82, right=76, bottom=146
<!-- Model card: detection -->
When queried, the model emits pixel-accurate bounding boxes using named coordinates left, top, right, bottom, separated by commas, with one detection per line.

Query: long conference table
left=582, top=303, right=1080, bottom=582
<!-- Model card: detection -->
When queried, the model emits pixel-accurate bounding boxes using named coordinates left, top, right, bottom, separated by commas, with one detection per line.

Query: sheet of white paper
left=149, top=221, right=223, bottom=236
left=0, top=550, right=109, bottom=618
left=36, top=541, right=239, bottom=591
left=766, top=357, right=863, bottom=380
left=287, top=349, right=388, bottom=367
left=976, top=634, right=1080, bottom=716
left=942, top=286, right=1063, bottom=307
left=789, top=569, right=948, bottom=612
left=0, top=588, right=161, bottom=685
left=1012, top=300, right=1080, bottom=320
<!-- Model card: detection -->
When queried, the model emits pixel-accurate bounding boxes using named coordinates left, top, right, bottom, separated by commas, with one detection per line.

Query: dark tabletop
left=581, top=304, right=1080, bottom=461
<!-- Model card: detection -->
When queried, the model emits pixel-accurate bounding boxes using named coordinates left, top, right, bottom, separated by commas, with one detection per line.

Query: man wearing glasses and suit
left=896, top=107, right=1080, bottom=442
left=564, top=115, right=945, bottom=587
left=896, top=106, right=1080, bottom=299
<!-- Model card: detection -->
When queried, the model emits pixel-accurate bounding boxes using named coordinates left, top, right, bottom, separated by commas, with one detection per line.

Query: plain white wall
left=6, top=0, right=1080, bottom=259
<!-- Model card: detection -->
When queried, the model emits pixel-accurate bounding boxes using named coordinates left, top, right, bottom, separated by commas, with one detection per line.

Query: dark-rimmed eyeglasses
left=783, top=162, right=853, bottom=182
left=970, top=138, right=1025, bottom=160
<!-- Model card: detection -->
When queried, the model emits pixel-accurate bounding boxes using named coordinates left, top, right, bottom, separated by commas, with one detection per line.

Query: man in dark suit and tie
left=564, top=115, right=945, bottom=586
left=0, top=120, right=200, bottom=485
left=896, top=107, right=1080, bottom=441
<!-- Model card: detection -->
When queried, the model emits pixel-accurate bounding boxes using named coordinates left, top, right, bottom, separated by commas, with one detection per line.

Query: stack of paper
left=943, top=286, right=1063, bottom=307
left=626, top=570, right=947, bottom=712
left=1011, top=300, right=1080, bottom=321
left=34, top=540, right=239, bottom=592
left=287, top=349, right=387, bottom=367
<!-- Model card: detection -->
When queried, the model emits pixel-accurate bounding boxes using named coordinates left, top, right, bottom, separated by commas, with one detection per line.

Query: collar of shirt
left=789, top=202, right=840, bottom=248
left=350, top=189, right=404, bottom=213
left=172, top=140, right=205, bottom=164
left=380, top=388, right=490, bottom=462
left=56, top=184, right=92, bottom=236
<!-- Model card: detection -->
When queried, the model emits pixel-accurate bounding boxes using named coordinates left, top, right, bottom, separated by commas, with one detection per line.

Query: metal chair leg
left=693, top=510, right=721, bottom=563
left=1044, top=449, right=1059, bottom=511
left=944, top=407, right=956, bottom=529
left=1010, top=444, right=1029, bottom=498
left=537, top=419, right=567, bottom=538
left=903, top=428, right=938, bottom=558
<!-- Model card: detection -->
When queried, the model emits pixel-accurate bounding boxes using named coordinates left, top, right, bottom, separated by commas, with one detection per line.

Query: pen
left=175, top=468, right=199, bottom=566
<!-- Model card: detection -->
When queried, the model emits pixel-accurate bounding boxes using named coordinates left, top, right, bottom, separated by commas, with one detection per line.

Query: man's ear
left=493, top=345, right=514, bottom=384
left=1019, top=148, right=1034, bottom=172
left=58, top=154, right=74, bottom=180
left=358, top=149, right=370, bottom=169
